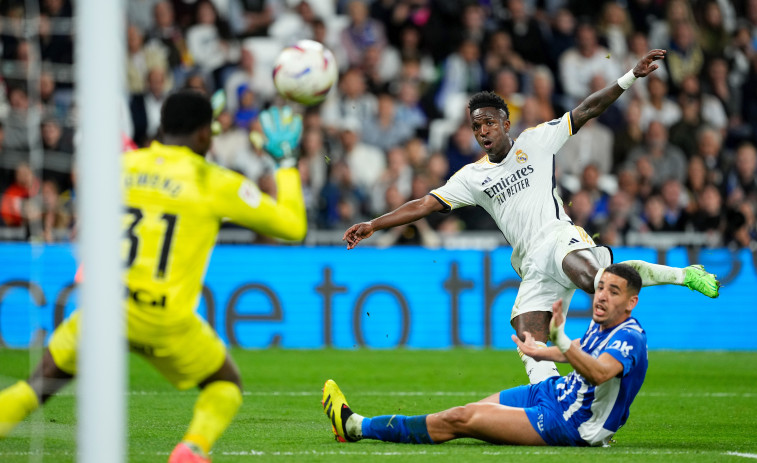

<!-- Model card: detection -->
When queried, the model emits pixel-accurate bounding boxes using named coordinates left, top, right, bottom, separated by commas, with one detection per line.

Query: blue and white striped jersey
left=554, top=317, right=648, bottom=446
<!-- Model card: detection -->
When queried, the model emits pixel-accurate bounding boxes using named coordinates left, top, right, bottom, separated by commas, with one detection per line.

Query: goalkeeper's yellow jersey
left=122, top=141, right=306, bottom=332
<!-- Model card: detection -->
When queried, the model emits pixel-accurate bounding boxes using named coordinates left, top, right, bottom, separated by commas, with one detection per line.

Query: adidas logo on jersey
left=568, top=238, right=579, bottom=245
left=481, top=176, right=493, bottom=186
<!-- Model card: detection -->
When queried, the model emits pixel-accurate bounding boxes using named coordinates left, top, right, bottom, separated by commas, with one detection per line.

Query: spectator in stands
left=702, top=57, right=741, bottom=130
left=639, top=195, right=672, bottom=232
left=186, top=0, right=240, bottom=89
left=483, top=31, right=527, bottom=79
left=625, top=120, right=687, bottom=188
left=580, top=164, right=612, bottom=225
left=0, top=122, right=11, bottom=190
left=678, top=74, right=727, bottom=134
left=130, top=67, right=170, bottom=147
left=597, top=1, right=633, bottom=63
left=639, top=74, right=680, bottom=130
left=3, top=85, right=30, bottom=151
left=405, top=137, right=429, bottom=174
left=183, top=72, right=210, bottom=95
left=666, top=21, right=705, bottom=93
left=395, top=25, right=436, bottom=89
left=684, top=156, right=709, bottom=208
left=227, top=0, right=276, bottom=38
left=696, top=0, right=731, bottom=58
left=298, top=128, right=329, bottom=209
left=511, top=97, right=541, bottom=137
left=38, top=12, right=73, bottom=65
left=39, top=179, right=71, bottom=243
left=337, top=118, right=386, bottom=194
left=567, top=189, right=597, bottom=235
left=233, top=84, right=261, bottom=130
left=319, top=159, right=368, bottom=230
left=529, top=66, right=563, bottom=124
left=1, top=162, right=39, bottom=228
left=602, top=191, right=642, bottom=246
left=492, top=68, right=525, bottom=129
left=613, top=99, right=645, bottom=172
left=557, top=116, right=613, bottom=183
left=146, top=1, right=190, bottom=76
left=547, top=8, right=577, bottom=73
left=694, top=125, right=730, bottom=188
left=725, top=200, right=757, bottom=249
left=393, top=78, right=428, bottom=137
left=127, top=0, right=160, bottom=33
left=126, top=23, right=169, bottom=94
left=434, top=38, right=485, bottom=114
left=362, top=93, right=414, bottom=152
left=558, top=21, right=620, bottom=108
left=502, top=0, right=549, bottom=67
left=668, top=89, right=706, bottom=159
left=647, top=0, right=696, bottom=50
left=690, top=184, right=724, bottom=241
left=321, top=67, right=378, bottom=133
left=659, top=178, right=690, bottom=231
left=724, top=142, right=757, bottom=206
left=443, top=121, right=480, bottom=179
left=38, top=70, right=72, bottom=122
left=340, top=0, right=388, bottom=69
left=370, top=145, right=413, bottom=216
left=359, top=43, right=401, bottom=94
left=224, top=48, right=275, bottom=114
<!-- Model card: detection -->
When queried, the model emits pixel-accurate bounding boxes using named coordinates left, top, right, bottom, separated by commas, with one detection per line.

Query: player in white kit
left=342, top=49, right=720, bottom=384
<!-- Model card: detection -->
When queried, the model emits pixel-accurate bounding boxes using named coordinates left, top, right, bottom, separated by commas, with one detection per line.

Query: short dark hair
left=161, top=90, right=212, bottom=136
left=603, top=264, right=642, bottom=295
left=468, top=91, right=510, bottom=119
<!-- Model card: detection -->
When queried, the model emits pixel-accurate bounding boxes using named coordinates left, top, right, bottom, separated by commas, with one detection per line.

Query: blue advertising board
left=0, top=243, right=754, bottom=350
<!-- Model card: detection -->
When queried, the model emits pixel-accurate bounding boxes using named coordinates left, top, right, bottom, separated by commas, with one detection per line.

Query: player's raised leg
left=562, top=250, right=721, bottom=298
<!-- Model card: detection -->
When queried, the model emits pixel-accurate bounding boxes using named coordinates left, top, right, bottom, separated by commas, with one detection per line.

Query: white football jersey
left=430, top=112, right=577, bottom=272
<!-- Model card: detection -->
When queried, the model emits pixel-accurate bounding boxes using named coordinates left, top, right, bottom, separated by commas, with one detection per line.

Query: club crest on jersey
left=515, top=149, right=528, bottom=163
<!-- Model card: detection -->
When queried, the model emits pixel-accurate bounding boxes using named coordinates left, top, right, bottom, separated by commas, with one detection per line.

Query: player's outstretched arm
left=343, top=195, right=444, bottom=250
left=549, top=299, right=624, bottom=385
left=571, top=49, right=666, bottom=131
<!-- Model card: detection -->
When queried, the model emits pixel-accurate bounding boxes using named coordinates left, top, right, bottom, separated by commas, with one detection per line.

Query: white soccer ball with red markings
left=273, top=40, right=338, bottom=106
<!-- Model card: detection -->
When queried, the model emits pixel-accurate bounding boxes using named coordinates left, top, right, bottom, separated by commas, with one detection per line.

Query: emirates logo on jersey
left=515, top=150, right=528, bottom=163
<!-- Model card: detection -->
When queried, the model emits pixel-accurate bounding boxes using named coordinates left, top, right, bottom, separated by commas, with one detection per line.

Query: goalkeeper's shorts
left=49, top=310, right=226, bottom=390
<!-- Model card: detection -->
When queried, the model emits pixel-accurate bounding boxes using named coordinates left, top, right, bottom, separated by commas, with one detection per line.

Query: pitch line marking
left=726, top=452, right=757, bottom=459
left=33, top=390, right=757, bottom=398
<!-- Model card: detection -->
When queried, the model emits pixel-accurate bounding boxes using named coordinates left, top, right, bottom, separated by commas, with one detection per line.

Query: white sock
left=619, top=260, right=685, bottom=286
left=346, top=413, right=364, bottom=440
left=518, top=343, right=560, bottom=384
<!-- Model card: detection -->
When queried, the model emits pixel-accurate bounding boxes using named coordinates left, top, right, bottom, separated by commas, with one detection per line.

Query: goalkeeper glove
left=255, top=106, right=302, bottom=168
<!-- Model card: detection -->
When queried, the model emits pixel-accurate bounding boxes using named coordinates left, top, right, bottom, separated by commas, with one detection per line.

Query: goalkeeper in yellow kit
left=0, top=90, right=307, bottom=463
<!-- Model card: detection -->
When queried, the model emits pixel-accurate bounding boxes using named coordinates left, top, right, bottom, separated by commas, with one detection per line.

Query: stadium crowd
left=1, top=0, right=756, bottom=249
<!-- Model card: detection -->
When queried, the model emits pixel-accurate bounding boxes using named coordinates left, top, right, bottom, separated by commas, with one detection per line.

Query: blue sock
left=361, top=414, right=434, bottom=444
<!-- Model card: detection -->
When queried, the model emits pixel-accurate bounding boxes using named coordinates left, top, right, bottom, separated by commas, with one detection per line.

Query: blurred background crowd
left=1, top=0, right=756, bottom=250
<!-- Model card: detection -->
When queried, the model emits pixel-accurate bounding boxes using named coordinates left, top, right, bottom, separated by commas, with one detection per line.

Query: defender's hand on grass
left=258, top=106, right=303, bottom=168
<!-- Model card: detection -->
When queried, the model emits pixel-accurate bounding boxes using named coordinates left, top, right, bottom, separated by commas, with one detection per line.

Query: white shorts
left=510, top=224, right=613, bottom=320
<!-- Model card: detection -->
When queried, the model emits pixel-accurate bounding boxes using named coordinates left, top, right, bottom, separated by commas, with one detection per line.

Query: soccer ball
left=273, top=40, right=338, bottom=106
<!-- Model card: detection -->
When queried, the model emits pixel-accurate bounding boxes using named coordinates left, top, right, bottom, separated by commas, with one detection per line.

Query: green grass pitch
left=1, top=349, right=756, bottom=462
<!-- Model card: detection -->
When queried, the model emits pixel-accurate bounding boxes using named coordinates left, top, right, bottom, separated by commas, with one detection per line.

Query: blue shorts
left=499, top=377, right=587, bottom=446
